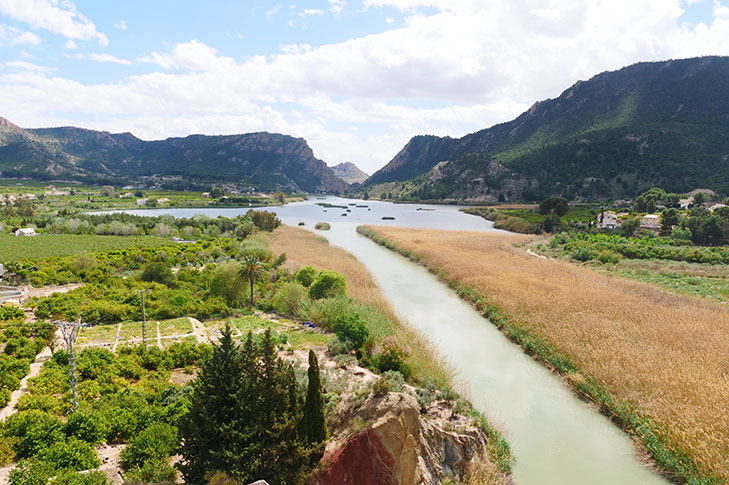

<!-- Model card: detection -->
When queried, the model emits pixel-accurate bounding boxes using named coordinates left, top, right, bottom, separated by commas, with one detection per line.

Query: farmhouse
left=597, top=211, right=619, bottom=229
left=640, top=214, right=661, bottom=229
left=202, top=192, right=210, bottom=199
left=136, top=198, right=148, bottom=206
left=14, top=227, right=37, bottom=237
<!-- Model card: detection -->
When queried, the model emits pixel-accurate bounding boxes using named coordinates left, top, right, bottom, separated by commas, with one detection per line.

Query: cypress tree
left=302, top=350, right=326, bottom=445
left=178, top=323, right=242, bottom=484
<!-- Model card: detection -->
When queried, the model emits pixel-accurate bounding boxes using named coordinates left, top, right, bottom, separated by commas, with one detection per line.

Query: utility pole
left=56, top=319, right=82, bottom=413
left=133, top=289, right=152, bottom=349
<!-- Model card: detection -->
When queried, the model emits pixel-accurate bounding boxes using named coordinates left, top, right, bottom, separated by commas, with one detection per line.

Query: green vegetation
left=178, top=326, right=323, bottom=483
left=0, top=234, right=169, bottom=262
left=314, top=222, right=331, bottom=230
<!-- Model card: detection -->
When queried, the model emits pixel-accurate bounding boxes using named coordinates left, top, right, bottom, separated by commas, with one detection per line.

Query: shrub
left=141, top=262, right=175, bottom=287
left=570, top=245, right=597, bottom=262
left=309, top=271, right=347, bottom=300
left=0, top=305, right=25, bottom=321
left=49, top=470, right=109, bottom=485
left=332, top=313, right=369, bottom=350
left=209, top=262, right=246, bottom=306
left=8, top=460, right=55, bottom=485
left=295, top=266, right=318, bottom=287
left=35, top=437, right=100, bottom=471
left=0, top=436, right=16, bottom=466
left=314, top=222, right=331, bottom=230
left=272, top=282, right=308, bottom=316
left=121, top=423, right=179, bottom=470
left=596, top=250, right=622, bottom=265
left=327, top=336, right=354, bottom=356
left=4, top=410, right=65, bottom=458
left=373, top=337, right=412, bottom=379
left=125, top=456, right=177, bottom=482
left=65, top=411, right=111, bottom=445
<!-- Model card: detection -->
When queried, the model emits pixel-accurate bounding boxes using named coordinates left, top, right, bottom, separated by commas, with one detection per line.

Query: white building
left=136, top=198, right=148, bottom=206
left=14, top=227, right=37, bottom=237
left=597, top=211, right=619, bottom=229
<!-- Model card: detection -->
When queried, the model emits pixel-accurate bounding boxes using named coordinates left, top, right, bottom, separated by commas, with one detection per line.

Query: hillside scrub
left=359, top=225, right=729, bottom=484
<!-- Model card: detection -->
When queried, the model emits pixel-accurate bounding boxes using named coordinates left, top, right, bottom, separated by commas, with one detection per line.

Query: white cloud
left=329, top=0, right=347, bottom=14
left=386, top=16, right=395, bottom=23
left=114, top=20, right=127, bottom=30
left=0, top=0, right=107, bottom=45
left=300, top=9, right=324, bottom=16
left=88, top=53, right=131, bottom=65
left=0, top=24, right=41, bottom=45
left=2, top=0, right=729, bottom=173
left=266, top=4, right=281, bottom=16
left=64, top=39, right=77, bottom=49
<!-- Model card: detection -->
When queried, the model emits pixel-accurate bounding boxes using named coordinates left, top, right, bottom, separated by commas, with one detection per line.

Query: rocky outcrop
left=331, top=162, right=369, bottom=185
left=315, top=392, right=502, bottom=485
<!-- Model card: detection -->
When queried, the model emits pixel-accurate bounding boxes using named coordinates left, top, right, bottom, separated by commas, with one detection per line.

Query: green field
left=0, top=233, right=171, bottom=262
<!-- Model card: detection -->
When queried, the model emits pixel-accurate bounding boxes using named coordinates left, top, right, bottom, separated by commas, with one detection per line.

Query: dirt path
left=111, top=322, right=123, bottom=353
left=22, top=283, right=83, bottom=302
left=0, top=344, right=54, bottom=421
left=189, top=317, right=210, bottom=344
left=156, top=321, right=163, bottom=349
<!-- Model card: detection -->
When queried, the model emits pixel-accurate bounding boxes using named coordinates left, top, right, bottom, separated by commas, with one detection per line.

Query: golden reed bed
left=265, top=225, right=452, bottom=387
left=362, top=226, right=729, bottom=481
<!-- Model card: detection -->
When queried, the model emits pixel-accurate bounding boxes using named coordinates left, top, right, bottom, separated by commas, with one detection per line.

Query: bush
left=0, top=436, right=16, bottom=466
left=332, top=313, right=369, bottom=350
left=309, top=271, right=347, bottom=300
left=272, top=282, right=308, bottom=316
left=50, top=470, right=109, bottom=485
left=295, top=266, right=318, bottom=287
left=4, top=410, right=65, bottom=457
left=141, top=262, right=175, bottom=287
left=35, top=437, right=100, bottom=471
left=373, top=337, right=412, bottom=379
left=0, top=305, right=25, bottom=321
left=596, top=250, right=622, bottom=264
left=327, top=336, right=354, bottom=356
left=570, top=245, right=597, bottom=262
left=65, top=411, right=111, bottom=445
left=314, top=222, right=330, bottom=230
left=121, top=423, right=179, bottom=470
left=8, top=460, right=55, bottom=485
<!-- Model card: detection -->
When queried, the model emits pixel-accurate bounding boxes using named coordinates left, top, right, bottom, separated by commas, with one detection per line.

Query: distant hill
left=330, top=162, right=369, bottom=184
left=0, top=119, right=348, bottom=193
left=365, top=56, right=729, bottom=201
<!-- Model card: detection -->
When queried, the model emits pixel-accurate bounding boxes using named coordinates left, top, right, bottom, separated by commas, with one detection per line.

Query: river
left=117, top=197, right=668, bottom=484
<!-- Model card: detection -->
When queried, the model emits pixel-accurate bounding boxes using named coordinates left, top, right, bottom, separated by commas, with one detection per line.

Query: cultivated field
left=0, top=234, right=170, bottom=261
left=361, top=225, right=729, bottom=481
left=266, top=225, right=452, bottom=386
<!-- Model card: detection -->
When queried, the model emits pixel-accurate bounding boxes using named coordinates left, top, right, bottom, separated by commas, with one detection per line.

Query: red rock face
left=314, top=429, right=398, bottom=485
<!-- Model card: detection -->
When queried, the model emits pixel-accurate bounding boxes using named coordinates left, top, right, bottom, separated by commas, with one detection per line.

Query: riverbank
left=358, top=225, right=729, bottom=484
left=264, top=225, right=514, bottom=478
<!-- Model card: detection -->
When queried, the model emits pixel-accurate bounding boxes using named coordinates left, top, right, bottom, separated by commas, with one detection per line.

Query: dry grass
left=363, top=225, right=729, bottom=481
left=265, top=225, right=453, bottom=387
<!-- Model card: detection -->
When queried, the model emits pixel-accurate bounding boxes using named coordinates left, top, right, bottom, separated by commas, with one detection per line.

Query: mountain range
left=330, top=162, right=369, bottom=185
left=0, top=118, right=348, bottom=193
left=365, top=56, right=729, bottom=201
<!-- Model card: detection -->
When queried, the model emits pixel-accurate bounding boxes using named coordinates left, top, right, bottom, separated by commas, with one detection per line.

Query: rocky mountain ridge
left=0, top=118, right=348, bottom=193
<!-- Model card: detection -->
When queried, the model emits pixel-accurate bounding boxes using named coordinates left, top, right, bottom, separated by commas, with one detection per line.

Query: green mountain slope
left=0, top=121, right=348, bottom=192
left=366, top=56, right=729, bottom=201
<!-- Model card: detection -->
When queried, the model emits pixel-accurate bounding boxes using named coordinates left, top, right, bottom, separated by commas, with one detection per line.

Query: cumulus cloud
left=0, top=24, right=41, bottom=45
left=2, top=0, right=729, bottom=173
left=0, top=0, right=107, bottom=44
left=88, top=53, right=131, bottom=65
left=115, top=20, right=127, bottom=30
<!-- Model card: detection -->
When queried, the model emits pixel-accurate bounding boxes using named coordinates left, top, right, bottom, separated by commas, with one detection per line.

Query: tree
left=693, top=192, right=708, bottom=206
left=301, top=350, right=326, bottom=459
left=209, top=262, right=246, bottom=306
left=621, top=218, right=640, bottom=237
left=661, top=208, right=680, bottom=229
left=238, top=254, right=264, bottom=306
left=210, top=187, right=224, bottom=198
left=178, top=324, right=243, bottom=483
left=295, top=266, right=318, bottom=287
left=179, top=328, right=315, bottom=483
left=141, top=262, right=175, bottom=287
left=538, top=196, right=568, bottom=217
left=276, top=192, right=286, bottom=204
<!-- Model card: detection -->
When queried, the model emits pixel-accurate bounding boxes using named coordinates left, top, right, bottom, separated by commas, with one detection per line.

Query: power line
left=55, top=319, right=82, bottom=413
left=133, top=289, right=152, bottom=349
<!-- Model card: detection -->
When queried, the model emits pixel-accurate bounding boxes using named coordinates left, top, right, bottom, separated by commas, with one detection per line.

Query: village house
left=14, top=227, right=37, bottom=237
left=640, top=214, right=661, bottom=229
left=201, top=192, right=210, bottom=199
left=679, top=197, right=693, bottom=210
left=120, top=192, right=134, bottom=198
left=136, top=198, right=148, bottom=206
left=597, top=211, right=619, bottom=229
left=156, top=198, right=171, bottom=205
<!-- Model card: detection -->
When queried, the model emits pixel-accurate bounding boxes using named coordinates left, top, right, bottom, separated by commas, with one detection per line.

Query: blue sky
left=0, top=0, right=727, bottom=174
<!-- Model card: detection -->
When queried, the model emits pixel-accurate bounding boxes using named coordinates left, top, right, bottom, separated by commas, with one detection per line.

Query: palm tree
left=238, top=254, right=264, bottom=307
